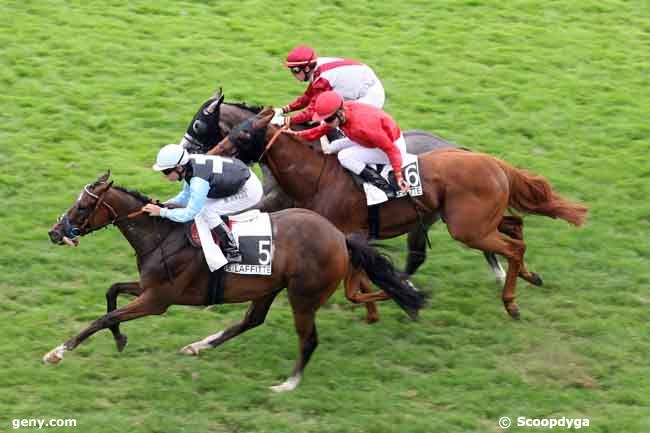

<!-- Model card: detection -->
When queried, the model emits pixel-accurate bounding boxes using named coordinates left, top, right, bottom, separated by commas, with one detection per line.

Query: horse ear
left=260, top=106, right=275, bottom=117
left=252, top=107, right=274, bottom=129
left=97, top=170, right=110, bottom=184
left=213, top=87, right=223, bottom=101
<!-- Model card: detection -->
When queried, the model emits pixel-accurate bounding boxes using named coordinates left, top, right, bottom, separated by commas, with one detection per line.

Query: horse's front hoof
left=504, top=301, right=521, bottom=320
left=528, top=273, right=543, bottom=287
left=364, top=314, right=380, bottom=324
left=180, top=344, right=199, bottom=356
left=43, top=345, right=65, bottom=365
left=115, top=334, right=128, bottom=352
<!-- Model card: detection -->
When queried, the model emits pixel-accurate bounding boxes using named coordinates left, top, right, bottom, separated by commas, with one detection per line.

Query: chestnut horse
left=209, top=111, right=588, bottom=319
left=44, top=172, right=426, bottom=391
left=180, top=88, right=506, bottom=281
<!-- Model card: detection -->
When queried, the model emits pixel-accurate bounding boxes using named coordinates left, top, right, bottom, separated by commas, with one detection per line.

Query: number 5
left=258, top=240, right=271, bottom=265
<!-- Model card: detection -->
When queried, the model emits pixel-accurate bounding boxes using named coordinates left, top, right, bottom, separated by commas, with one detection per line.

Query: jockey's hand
left=270, top=108, right=287, bottom=126
left=397, top=177, right=410, bottom=194
left=142, top=203, right=162, bottom=216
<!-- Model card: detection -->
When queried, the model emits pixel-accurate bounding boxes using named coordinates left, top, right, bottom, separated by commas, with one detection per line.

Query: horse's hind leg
left=106, top=281, right=144, bottom=352
left=498, top=216, right=543, bottom=286
left=180, top=291, right=280, bottom=356
left=405, top=223, right=432, bottom=276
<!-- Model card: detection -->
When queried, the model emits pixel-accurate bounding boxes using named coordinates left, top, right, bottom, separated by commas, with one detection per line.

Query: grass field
left=1, top=1, right=649, bottom=432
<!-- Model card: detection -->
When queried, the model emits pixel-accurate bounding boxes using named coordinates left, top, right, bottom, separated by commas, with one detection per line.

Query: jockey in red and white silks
left=277, top=45, right=385, bottom=126
left=293, top=91, right=409, bottom=198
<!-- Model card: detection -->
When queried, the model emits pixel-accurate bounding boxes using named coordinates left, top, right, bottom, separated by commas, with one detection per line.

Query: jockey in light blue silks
left=142, top=144, right=263, bottom=271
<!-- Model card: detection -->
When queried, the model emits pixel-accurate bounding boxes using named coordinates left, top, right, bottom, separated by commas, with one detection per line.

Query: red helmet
left=285, top=45, right=317, bottom=67
left=313, top=91, right=343, bottom=122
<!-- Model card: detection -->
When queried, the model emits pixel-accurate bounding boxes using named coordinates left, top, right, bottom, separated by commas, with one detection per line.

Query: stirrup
left=211, top=225, right=243, bottom=264
left=359, top=167, right=396, bottom=199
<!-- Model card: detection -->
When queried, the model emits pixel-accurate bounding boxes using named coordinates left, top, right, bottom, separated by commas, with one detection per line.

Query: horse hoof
left=180, top=344, right=199, bottom=356
left=508, top=308, right=521, bottom=320
left=115, top=335, right=128, bottom=352
left=270, top=375, right=301, bottom=393
left=43, top=345, right=65, bottom=365
left=364, top=315, right=380, bottom=324
left=529, top=273, right=543, bottom=287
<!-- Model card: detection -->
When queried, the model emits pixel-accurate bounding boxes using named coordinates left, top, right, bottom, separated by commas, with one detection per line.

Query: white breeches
left=330, top=134, right=407, bottom=175
left=194, top=173, right=263, bottom=271
left=355, top=81, right=385, bottom=108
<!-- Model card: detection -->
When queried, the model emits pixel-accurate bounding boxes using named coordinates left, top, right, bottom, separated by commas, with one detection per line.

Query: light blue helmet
left=152, top=144, right=189, bottom=171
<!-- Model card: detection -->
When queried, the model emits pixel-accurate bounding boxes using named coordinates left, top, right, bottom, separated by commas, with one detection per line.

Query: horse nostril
left=48, top=230, right=62, bottom=243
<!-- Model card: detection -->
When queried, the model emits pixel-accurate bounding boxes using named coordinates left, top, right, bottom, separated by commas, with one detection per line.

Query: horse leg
left=405, top=223, right=432, bottom=276
left=498, top=216, right=543, bottom=286
left=105, top=281, right=144, bottom=352
left=460, top=231, right=526, bottom=319
left=43, top=292, right=168, bottom=364
left=483, top=251, right=506, bottom=285
left=180, top=291, right=280, bottom=356
left=359, top=274, right=380, bottom=324
left=344, top=269, right=390, bottom=309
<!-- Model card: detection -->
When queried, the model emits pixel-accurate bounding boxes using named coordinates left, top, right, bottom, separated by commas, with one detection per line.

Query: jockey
left=275, top=44, right=385, bottom=126
left=293, top=91, right=409, bottom=199
left=142, top=144, right=263, bottom=270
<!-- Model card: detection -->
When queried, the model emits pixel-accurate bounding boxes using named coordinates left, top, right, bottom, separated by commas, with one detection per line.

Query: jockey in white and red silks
left=275, top=44, right=385, bottom=126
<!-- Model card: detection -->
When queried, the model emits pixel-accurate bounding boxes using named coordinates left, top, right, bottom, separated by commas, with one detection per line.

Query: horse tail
left=345, top=236, right=428, bottom=318
left=497, top=160, right=588, bottom=226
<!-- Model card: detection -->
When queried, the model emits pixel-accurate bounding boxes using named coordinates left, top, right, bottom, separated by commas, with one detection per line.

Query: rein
left=257, top=124, right=289, bottom=162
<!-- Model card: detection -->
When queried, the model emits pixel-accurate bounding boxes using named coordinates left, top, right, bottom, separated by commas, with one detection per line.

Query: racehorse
left=44, top=172, right=426, bottom=392
left=180, top=88, right=506, bottom=281
left=208, top=110, right=588, bottom=319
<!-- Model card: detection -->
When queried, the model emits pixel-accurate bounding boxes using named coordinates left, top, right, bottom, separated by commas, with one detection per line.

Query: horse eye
left=193, top=120, right=207, bottom=134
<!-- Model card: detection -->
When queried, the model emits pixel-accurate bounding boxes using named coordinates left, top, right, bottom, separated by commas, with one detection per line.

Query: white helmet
left=152, top=144, right=189, bottom=171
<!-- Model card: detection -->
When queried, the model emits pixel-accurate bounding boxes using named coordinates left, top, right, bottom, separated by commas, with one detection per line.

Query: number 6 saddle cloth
left=360, top=153, right=423, bottom=206
left=188, top=210, right=274, bottom=276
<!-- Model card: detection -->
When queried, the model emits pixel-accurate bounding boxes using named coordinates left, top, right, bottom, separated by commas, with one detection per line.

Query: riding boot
left=359, top=167, right=396, bottom=199
left=211, top=223, right=243, bottom=264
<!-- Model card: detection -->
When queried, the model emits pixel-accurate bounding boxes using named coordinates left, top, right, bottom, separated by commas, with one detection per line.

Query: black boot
left=359, top=167, right=396, bottom=199
left=211, top=224, right=243, bottom=263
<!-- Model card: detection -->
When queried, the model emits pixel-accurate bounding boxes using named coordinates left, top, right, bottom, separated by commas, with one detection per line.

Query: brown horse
left=44, top=172, right=426, bottom=391
left=181, top=88, right=507, bottom=281
left=209, top=110, right=588, bottom=319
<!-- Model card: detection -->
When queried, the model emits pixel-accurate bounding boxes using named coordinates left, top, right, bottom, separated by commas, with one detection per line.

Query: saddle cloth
left=189, top=210, right=273, bottom=275
left=362, top=153, right=423, bottom=206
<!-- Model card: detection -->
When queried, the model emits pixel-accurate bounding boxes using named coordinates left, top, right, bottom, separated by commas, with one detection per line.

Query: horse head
left=48, top=171, right=120, bottom=247
left=210, top=108, right=275, bottom=164
left=180, top=88, right=225, bottom=153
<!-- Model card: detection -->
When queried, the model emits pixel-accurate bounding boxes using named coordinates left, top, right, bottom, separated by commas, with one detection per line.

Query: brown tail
left=497, top=160, right=588, bottom=226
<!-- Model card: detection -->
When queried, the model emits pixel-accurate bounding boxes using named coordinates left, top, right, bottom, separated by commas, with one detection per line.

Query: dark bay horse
left=208, top=111, right=588, bottom=319
left=45, top=172, right=426, bottom=391
left=181, top=88, right=506, bottom=281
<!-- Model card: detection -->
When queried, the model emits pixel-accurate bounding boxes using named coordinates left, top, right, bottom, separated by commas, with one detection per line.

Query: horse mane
left=113, top=185, right=153, bottom=204
left=226, top=101, right=264, bottom=114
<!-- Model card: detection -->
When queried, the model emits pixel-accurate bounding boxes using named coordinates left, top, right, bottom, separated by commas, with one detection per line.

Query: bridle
left=60, top=183, right=143, bottom=239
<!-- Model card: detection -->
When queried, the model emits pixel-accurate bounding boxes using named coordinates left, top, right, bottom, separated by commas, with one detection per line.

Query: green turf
left=1, top=1, right=649, bottom=432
